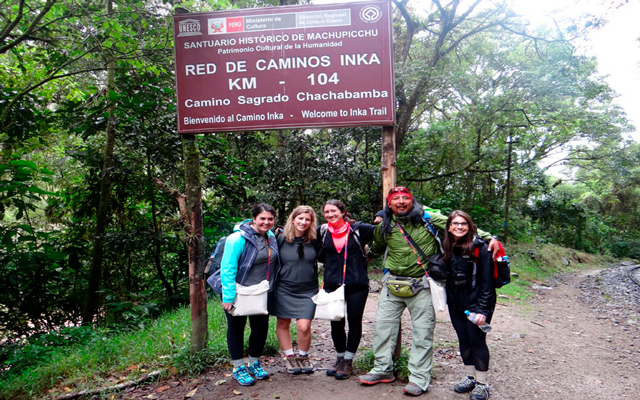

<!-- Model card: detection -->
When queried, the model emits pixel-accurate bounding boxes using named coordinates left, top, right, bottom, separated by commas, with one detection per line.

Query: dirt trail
left=114, top=269, right=640, bottom=400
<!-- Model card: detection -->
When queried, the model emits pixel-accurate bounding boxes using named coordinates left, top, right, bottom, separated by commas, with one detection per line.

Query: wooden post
left=183, top=134, right=208, bottom=354
left=381, top=125, right=403, bottom=361
left=381, top=125, right=396, bottom=195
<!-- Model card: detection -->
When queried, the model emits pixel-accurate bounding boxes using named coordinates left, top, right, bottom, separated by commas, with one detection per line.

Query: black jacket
left=445, top=237, right=497, bottom=317
left=317, top=222, right=375, bottom=290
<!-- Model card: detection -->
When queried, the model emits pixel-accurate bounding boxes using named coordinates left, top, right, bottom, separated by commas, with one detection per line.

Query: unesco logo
left=360, top=5, right=382, bottom=23
left=177, top=19, right=202, bottom=37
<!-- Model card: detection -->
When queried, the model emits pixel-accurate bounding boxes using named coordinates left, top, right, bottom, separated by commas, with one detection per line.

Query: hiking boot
left=357, top=371, right=395, bottom=385
left=297, top=355, right=314, bottom=374
left=284, top=355, right=301, bottom=375
left=402, top=382, right=426, bottom=396
left=334, top=359, right=352, bottom=380
left=454, top=376, right=477, bottom=393
left=326, top=356, right=344, bottom=376
left=233, top=365, right=256, bottom=386
left=247, top=360, right=269, bottom=380
left=470, top=383, right=490, bottom=400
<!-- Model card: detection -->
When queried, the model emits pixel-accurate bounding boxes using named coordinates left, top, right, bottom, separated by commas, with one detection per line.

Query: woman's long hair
left=282, top=205, right=317, bottom=243
left=323, top=199, right=356, bottom=224
left=442, top=210, right=477, bottom=260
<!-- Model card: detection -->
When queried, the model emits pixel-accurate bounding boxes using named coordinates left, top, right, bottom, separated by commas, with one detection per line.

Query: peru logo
left=209, top=18, right=226, bottom=34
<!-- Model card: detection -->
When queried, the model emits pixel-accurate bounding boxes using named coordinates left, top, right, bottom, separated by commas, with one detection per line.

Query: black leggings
left=330, top=285, right=369, bottom=354
left=449, top=308, right=491, bottom=371
left=225, top=312, right=269, bottom=360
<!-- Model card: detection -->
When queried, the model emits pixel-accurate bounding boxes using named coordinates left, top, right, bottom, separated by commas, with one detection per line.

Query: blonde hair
left=282, top=205, right=317, bottom=243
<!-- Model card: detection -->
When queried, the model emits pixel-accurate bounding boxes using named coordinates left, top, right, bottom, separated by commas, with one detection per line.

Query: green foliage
left=0, top=0, right=638, bottom=373
left=354, top=348, right=411, bottom=380
left=0, top=298, right=281, bottom=399
left=0, top=326, right=98, bottom=375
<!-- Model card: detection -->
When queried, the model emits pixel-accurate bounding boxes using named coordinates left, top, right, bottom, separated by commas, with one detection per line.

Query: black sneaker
left=470, top=383, right=489, bottom=400
left=326, top=356, right=344, bottom=376
left=454, top=376, right=476, bottom=393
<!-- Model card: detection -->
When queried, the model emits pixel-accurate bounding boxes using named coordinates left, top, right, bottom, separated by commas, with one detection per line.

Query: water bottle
left=465, top=310, right=492, bottom=333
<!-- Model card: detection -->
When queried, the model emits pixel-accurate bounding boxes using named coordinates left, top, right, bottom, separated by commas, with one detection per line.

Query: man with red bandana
left=357, top=187, right=500, bottom=396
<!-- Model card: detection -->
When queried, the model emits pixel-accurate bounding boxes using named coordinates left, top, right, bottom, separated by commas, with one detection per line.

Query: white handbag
left=229, top=279, right=270, bottom=316
left=428, top=277, right=447, bottom=312
left=312, top=284, right=345, bottom=321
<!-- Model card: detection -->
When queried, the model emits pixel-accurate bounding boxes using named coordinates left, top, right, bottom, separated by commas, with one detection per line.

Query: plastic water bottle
left=465, top=310, right=492, bottom=333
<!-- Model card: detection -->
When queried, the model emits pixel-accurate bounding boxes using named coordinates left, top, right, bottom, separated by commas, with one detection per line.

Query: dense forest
left=1, top=0, right=638, bottom=355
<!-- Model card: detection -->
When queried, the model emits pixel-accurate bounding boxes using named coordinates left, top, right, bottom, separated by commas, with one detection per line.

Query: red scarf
left=328, top=221, right=350, bottom=254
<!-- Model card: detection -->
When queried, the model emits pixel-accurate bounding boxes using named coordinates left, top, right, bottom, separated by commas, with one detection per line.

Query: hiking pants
left=370, top=285, right=436, bottom=391
left=330, top=285, right=369, bottom=354
left=449, top=308, right=490, bottom=371
left=225, top=312, right=269, bottom=361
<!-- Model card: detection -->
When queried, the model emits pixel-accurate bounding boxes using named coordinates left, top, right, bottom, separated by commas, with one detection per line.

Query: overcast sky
left=513, top=0, right=640, bottom=142
left=314, top=0, right=640, bottom=142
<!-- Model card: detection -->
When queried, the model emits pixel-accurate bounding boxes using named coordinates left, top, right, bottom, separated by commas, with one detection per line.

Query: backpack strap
left=321, top=222, right=367, bottom=259
left=422, top=210, right=444, bottom=254
left=470, top=246, right=481, bottom=289
left=320, top=223, right=328, bottom=246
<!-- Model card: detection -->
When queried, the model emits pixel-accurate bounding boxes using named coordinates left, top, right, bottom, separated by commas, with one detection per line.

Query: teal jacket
left=220, top=220, right=279, bottom=303
left=369, top=210, right=492, bottom=278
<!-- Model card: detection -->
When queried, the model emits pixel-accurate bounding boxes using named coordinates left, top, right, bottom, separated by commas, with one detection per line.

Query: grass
left=489, top=241, right=614, bottom=306
left=0, top=296, right=282, bottom=400
left=353, top=347, right=412, bottom=380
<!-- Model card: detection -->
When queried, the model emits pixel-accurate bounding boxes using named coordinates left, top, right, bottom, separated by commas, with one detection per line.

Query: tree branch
left=0, top=0, right=58, bottom=54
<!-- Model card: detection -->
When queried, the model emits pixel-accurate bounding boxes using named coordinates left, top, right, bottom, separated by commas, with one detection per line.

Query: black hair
left=323, top=199, right=356, bottom=224
left=380, top=199, right=425, bottom=236
left=252, top=203, right=276, bottom=218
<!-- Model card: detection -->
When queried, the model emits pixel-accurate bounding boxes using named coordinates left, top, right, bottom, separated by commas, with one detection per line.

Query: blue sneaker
left=247, top=360, right=269, bottom=380
left=233, top=365, right=255, bottom=386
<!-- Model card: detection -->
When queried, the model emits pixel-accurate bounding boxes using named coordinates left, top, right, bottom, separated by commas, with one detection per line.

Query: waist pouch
left=385, top=275, right=426, bottom=298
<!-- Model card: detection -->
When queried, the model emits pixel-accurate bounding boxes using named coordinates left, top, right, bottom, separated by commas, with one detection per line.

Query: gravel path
left=110, top=262, right=640, bottom=400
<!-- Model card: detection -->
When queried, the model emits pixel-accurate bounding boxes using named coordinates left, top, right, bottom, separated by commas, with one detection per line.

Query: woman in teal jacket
left=220, top=203, right=279, bottom=387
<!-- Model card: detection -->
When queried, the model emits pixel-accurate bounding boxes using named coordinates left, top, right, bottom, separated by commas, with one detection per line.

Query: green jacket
left=369, top=211, right=492, bottom=278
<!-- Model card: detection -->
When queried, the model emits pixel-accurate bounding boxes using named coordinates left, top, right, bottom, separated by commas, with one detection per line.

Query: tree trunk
left=82, top=0, right=116, bottom=325
left=183, top=134, right=208, bottom=353
left=147, top=153, right=173, bottom=300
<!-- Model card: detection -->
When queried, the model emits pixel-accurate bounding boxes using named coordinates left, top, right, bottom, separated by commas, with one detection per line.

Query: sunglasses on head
left=388, top=186, right=410, bottom=194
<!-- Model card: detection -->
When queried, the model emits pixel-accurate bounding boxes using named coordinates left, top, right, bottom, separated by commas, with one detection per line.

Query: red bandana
left=328, top=221, right=350, bottom=253
left=387, top=186, right=414, bottom=206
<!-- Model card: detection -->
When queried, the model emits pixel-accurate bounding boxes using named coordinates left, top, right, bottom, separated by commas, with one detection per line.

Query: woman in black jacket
left=443, top=210, right=496, bottom=400
left=317, top=199, right=375, bottom=380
